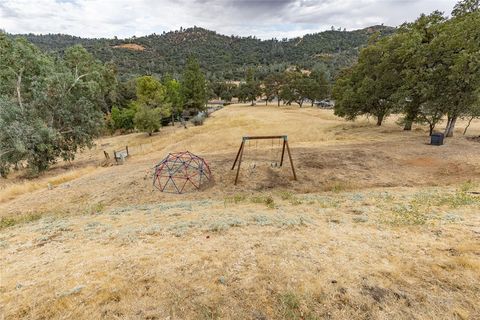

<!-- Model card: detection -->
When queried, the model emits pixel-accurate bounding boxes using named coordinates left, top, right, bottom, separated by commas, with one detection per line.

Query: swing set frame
left=231, top=135, right=297, bottom=185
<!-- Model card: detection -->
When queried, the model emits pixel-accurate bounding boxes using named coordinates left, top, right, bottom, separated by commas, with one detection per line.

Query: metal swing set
left=231, top=135, right=297, bottom=185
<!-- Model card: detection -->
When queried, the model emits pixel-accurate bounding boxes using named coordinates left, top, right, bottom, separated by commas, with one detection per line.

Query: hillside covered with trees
left=13, top=25, right=394, bottom=81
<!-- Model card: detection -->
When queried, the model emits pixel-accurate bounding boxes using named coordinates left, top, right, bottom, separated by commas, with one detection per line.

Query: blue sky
left=0, top=0, right=458, bottom=39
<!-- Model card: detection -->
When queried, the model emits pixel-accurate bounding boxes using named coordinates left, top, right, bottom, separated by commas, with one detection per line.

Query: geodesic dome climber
left=153, top=151, right=212, bottom=193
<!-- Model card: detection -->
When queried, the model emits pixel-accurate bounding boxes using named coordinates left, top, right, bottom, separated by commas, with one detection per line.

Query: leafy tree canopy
left=0, top=35, right=111, bottom=175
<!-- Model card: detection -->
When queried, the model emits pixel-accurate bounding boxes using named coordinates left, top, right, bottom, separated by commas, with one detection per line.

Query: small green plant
left=459, top=180, right=477, bottom=193
left=24, top=213, right=42, bottom=223
left=89, top=202, right=105, bottom=214
left=290, top=197, right=303, bottom=206
left=279, top=191, right=293, bottom=200
left=224, top=193, right=246, bottom=205
left=278, top=191, right=303, bottom=205
left=411, top=188, right=478, bottom=209
left=389, top=204, right=426, bottom=225
left=0, top=217, right=16, bottom=229
left=437, top=191, right=478, bottom=208
left=279, top=292, right=301, bottom=319
left=251, top=195, right=275, bottom=209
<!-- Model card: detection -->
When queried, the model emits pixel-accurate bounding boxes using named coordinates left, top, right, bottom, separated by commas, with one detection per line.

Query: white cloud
left=0, top=0, right=457, bottom=39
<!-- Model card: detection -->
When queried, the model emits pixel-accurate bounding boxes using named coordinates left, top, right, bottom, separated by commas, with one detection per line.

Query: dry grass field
left=1, top=104, right=480, bottom=319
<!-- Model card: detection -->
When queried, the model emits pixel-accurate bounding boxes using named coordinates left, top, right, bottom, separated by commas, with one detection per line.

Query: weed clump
left=0, top=213, right=42, bottom=230
left=251, top=195, right=275, bottom=209
left=0, top=217, right=16, bottom=229
left=437, top=191, right=478, bottom=208
left=278, top=191, right=303, bottom=205
left=224, top=193, right=247, bottom=206
left=389, top=204, right=426, bottom=225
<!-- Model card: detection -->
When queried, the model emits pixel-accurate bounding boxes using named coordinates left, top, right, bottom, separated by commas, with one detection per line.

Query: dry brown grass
left=0, top=166, right=96, bottom=203
left=1, top=188, right=479, bottom=319
left=1, top=104, right=479, bottom=319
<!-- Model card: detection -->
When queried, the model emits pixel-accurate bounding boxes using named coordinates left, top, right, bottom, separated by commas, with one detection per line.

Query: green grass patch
left=389, top=204, right=426, bottom=226
left=436, top=191, right=478, bottom=208
left=277, top=292, right=318, bottom=320
left=251, top=195, right=275, bottom=209
left=223, top=193, right=247, bottom=206
left=278, top=191, right=303, bottom=205
left=0, top=212, right=42, bottom=230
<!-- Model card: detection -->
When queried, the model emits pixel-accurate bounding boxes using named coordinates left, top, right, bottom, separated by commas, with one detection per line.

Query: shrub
left=190, top=114, right=205, bottom=126
left=111, top=104, right=136, bottom=131
left=134, top=106, right=162, bottom=135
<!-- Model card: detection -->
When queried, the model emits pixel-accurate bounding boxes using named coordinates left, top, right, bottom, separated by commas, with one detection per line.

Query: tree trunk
left=403, top=112, right=416, bottom=130
left=444, top=115, right=457, bottom=137
left=311, top=101, right=314, bottom=107
left=403, top=120, right=413, bottom=131
left=277, top=99, right=280, bottom=107
left=444, top=117, right=451, bottom=135
left=376, top=114, right=384, bottom=126
left=429, top=123, right=435, bottom=136
left=463, top=116, right=474, bottom=135
left=403, top=104, right=419, bottom=131
left=266, top=100, right=268, bottom=106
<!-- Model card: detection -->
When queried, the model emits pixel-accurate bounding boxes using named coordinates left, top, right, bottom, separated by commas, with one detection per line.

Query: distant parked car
left=315, top=99, right=335, bottom=109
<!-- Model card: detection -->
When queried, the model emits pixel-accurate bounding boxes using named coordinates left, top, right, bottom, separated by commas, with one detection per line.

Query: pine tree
left=180, top=56, right=206, bottom=112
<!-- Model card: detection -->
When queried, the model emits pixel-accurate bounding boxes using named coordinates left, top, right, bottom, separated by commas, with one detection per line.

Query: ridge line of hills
left=11, top=25, right=395, bottom=80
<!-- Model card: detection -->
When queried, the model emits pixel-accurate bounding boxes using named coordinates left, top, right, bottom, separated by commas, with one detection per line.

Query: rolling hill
left=14, top=25, right=395, bottom=80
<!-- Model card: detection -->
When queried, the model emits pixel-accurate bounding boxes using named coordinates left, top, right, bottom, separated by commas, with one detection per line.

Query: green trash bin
left=431, top=132, right=444, bottom=146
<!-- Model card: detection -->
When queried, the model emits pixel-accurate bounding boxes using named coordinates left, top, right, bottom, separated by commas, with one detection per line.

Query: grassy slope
left=1, top=105, right=479, bottom=319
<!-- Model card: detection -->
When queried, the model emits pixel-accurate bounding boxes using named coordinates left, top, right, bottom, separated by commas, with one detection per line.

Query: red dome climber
left=153, top=151, right=212, bottom=193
